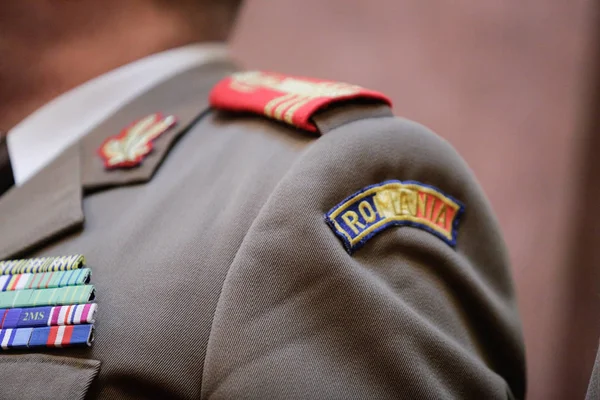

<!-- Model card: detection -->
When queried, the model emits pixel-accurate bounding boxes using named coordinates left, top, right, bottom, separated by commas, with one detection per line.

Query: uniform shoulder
left=208, top=70, right=466, bottom=194
left=209, top=72, right=491, bottom=256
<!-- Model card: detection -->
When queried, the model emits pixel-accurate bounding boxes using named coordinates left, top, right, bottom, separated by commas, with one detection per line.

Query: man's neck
left=0, top=2, right=210, bottom=131
left=0, top=40, right=194, bottom=132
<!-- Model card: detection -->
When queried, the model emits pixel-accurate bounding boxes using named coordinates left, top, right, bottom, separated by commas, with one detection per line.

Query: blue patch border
left=324, top=180, right=465, bottom=254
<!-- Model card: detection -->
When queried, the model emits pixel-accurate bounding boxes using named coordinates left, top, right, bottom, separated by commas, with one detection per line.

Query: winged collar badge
left=98, top=113, right=177, bottom=169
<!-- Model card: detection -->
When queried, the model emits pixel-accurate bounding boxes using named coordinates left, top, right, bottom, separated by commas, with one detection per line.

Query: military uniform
left=0, top=59, right=525, bottom=399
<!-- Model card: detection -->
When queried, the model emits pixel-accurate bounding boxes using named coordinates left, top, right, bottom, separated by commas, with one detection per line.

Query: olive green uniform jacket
left=0, top=61, right=525, bottom=399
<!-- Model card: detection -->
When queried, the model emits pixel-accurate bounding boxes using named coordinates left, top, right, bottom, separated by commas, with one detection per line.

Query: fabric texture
left=0, top=62, right=525, bottom=399
left=0, top=354, right=100, bottom=400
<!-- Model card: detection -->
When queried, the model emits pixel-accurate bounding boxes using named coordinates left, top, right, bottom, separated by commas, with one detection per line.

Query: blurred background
left=231, top=0, right=599, bottom=398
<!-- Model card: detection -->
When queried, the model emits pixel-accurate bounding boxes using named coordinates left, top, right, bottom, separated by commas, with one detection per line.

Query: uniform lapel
left=81, top=60, right=237, bottom=191
left=0, top=144, right=83, bottom=260
left=0, top=60, right=237, bottom=260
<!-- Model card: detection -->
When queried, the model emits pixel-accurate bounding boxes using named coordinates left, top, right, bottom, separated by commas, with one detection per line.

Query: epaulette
left=209, top=71, right=393, bottom=135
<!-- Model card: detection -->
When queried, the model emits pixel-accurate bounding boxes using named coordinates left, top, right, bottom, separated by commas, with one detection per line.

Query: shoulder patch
left=209, top=71, right=392, bottom=133
left=325, top=180, right=464, bottom=253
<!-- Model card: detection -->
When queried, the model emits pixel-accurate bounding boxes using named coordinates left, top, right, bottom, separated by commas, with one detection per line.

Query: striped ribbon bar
left=0, top=304, right=97, bottom=329
left=29, top=324, right=95, bottom=348
left=0, top=285, right=95, bottom=308
left=0, top=327, right=32, bottom=349
left=0, top=255, right=85, bottom=275
left=0, top=268, right=91, bottom=292
left=0, top=324, right=94, bottom=350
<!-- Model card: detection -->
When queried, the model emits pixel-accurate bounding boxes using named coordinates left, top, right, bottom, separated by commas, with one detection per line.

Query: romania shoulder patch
left=325, top=180, right=464, bottom=253
left=209, top=71, right=392, bottom=133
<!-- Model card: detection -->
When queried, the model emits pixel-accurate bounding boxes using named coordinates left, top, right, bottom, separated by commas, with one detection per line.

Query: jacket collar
left=0, top=60, right=237, bottom=260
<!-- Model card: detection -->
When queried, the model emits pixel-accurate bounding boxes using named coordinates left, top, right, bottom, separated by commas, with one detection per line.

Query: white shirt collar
left=7, top=43, right=229, bottom=186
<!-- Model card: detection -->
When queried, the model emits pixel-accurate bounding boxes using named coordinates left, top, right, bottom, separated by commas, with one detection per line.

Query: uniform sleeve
left=200, top=116, right=526, bottom=400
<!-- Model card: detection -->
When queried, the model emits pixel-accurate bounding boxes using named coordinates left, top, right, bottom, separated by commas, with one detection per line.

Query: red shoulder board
left=209, top=71, right=392, bottom=133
